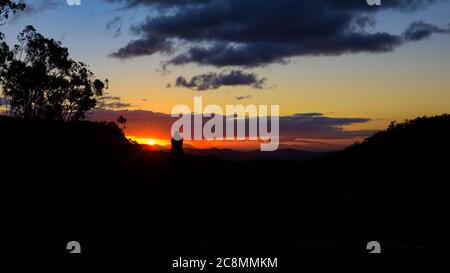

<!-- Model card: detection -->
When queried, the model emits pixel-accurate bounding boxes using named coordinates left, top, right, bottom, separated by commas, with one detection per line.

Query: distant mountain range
left=142, top=143, right=325, bottom=161
left=185, top=147, right=325, bottom=161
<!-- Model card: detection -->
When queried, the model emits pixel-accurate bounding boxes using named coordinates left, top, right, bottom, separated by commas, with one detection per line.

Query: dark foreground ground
left=0, top=114, right=449, bottom=255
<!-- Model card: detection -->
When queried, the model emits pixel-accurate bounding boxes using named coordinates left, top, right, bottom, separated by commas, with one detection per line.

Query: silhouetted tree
left=117, top=115, right=127, bottom=130
left=0, top=0, right=24, bottom=67
left=0, top=26, right=105, bottom=121
left=0, top=1, right=24, bottom=112
left=0, top=0, right=25, bottom=25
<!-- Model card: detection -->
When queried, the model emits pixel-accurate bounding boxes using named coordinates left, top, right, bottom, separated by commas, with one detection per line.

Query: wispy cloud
left=12, top=0, right=60, bottom=21
left=99, top=96, right=132, bottom=109
left=106, top=16, right=123, bottom=38
left=403, top=20, right=450, bottom=41
left=89, top=109, right=375, bottom=150
left=235, top=95, right=252, bottom=101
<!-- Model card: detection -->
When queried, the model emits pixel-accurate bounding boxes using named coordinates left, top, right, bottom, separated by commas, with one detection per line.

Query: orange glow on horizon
left=127, top=136, right=170, bottom=147
left=125, top=136, right=357, bottom=152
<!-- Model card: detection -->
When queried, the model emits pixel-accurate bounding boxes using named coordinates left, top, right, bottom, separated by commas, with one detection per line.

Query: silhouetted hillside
left=0, top=115, right=130, bottom=147
left=0, top=114, right=449, bottom=254
left=337, top=114, right=450, bottom=161
left=320, top=114, right=450, bottom=251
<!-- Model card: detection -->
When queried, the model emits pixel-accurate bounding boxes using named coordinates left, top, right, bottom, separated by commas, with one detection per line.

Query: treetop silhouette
left=0, top=25, right=105, bottom=121
left=0, top=0, right=25, bottom=25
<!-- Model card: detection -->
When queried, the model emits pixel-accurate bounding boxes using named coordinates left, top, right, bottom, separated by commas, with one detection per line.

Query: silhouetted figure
left=171, top=131, right=184, bottom=155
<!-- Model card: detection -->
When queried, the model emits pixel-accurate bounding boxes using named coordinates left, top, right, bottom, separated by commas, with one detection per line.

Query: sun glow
left=127, top=136, right=170, bottom=147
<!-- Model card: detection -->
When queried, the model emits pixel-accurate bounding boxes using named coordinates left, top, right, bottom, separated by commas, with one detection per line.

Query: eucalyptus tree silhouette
left=0, top=1, right=24, bottom=69
left=0, top=26, right=105, bottom=121
left=0, top=0, right=25, bottom=25
left=117, top=115, right=127, bottom=130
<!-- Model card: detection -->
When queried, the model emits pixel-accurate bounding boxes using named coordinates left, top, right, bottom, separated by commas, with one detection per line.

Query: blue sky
left=2, top=0, right=450, bottom=150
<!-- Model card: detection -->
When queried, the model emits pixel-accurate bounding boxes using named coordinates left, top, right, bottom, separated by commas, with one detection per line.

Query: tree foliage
left=0, top=0, right=24, bottom=68
left=117, top=115, right=127, bottom=130
left=0, top=0, right=25, bottom=25
left=0, top=26, right=105, bottom=121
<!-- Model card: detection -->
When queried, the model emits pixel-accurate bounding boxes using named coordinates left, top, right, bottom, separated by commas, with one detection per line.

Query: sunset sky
left=2, top=0, right=450, bottom=150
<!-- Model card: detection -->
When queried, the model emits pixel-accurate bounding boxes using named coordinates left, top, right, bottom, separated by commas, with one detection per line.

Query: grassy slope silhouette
left=0, top=114, right=449, bottom=253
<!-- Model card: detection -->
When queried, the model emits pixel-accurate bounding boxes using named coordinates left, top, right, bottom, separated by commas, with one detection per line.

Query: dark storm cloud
left=170, top=70, right=267, bottom=91
left=105, top=0, right=209, bottom=9
left=106, top=0, right=440, bottom=10
left=107, top=0, right=449, bottom=67
left=403, top=20, right=450, bottom=41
